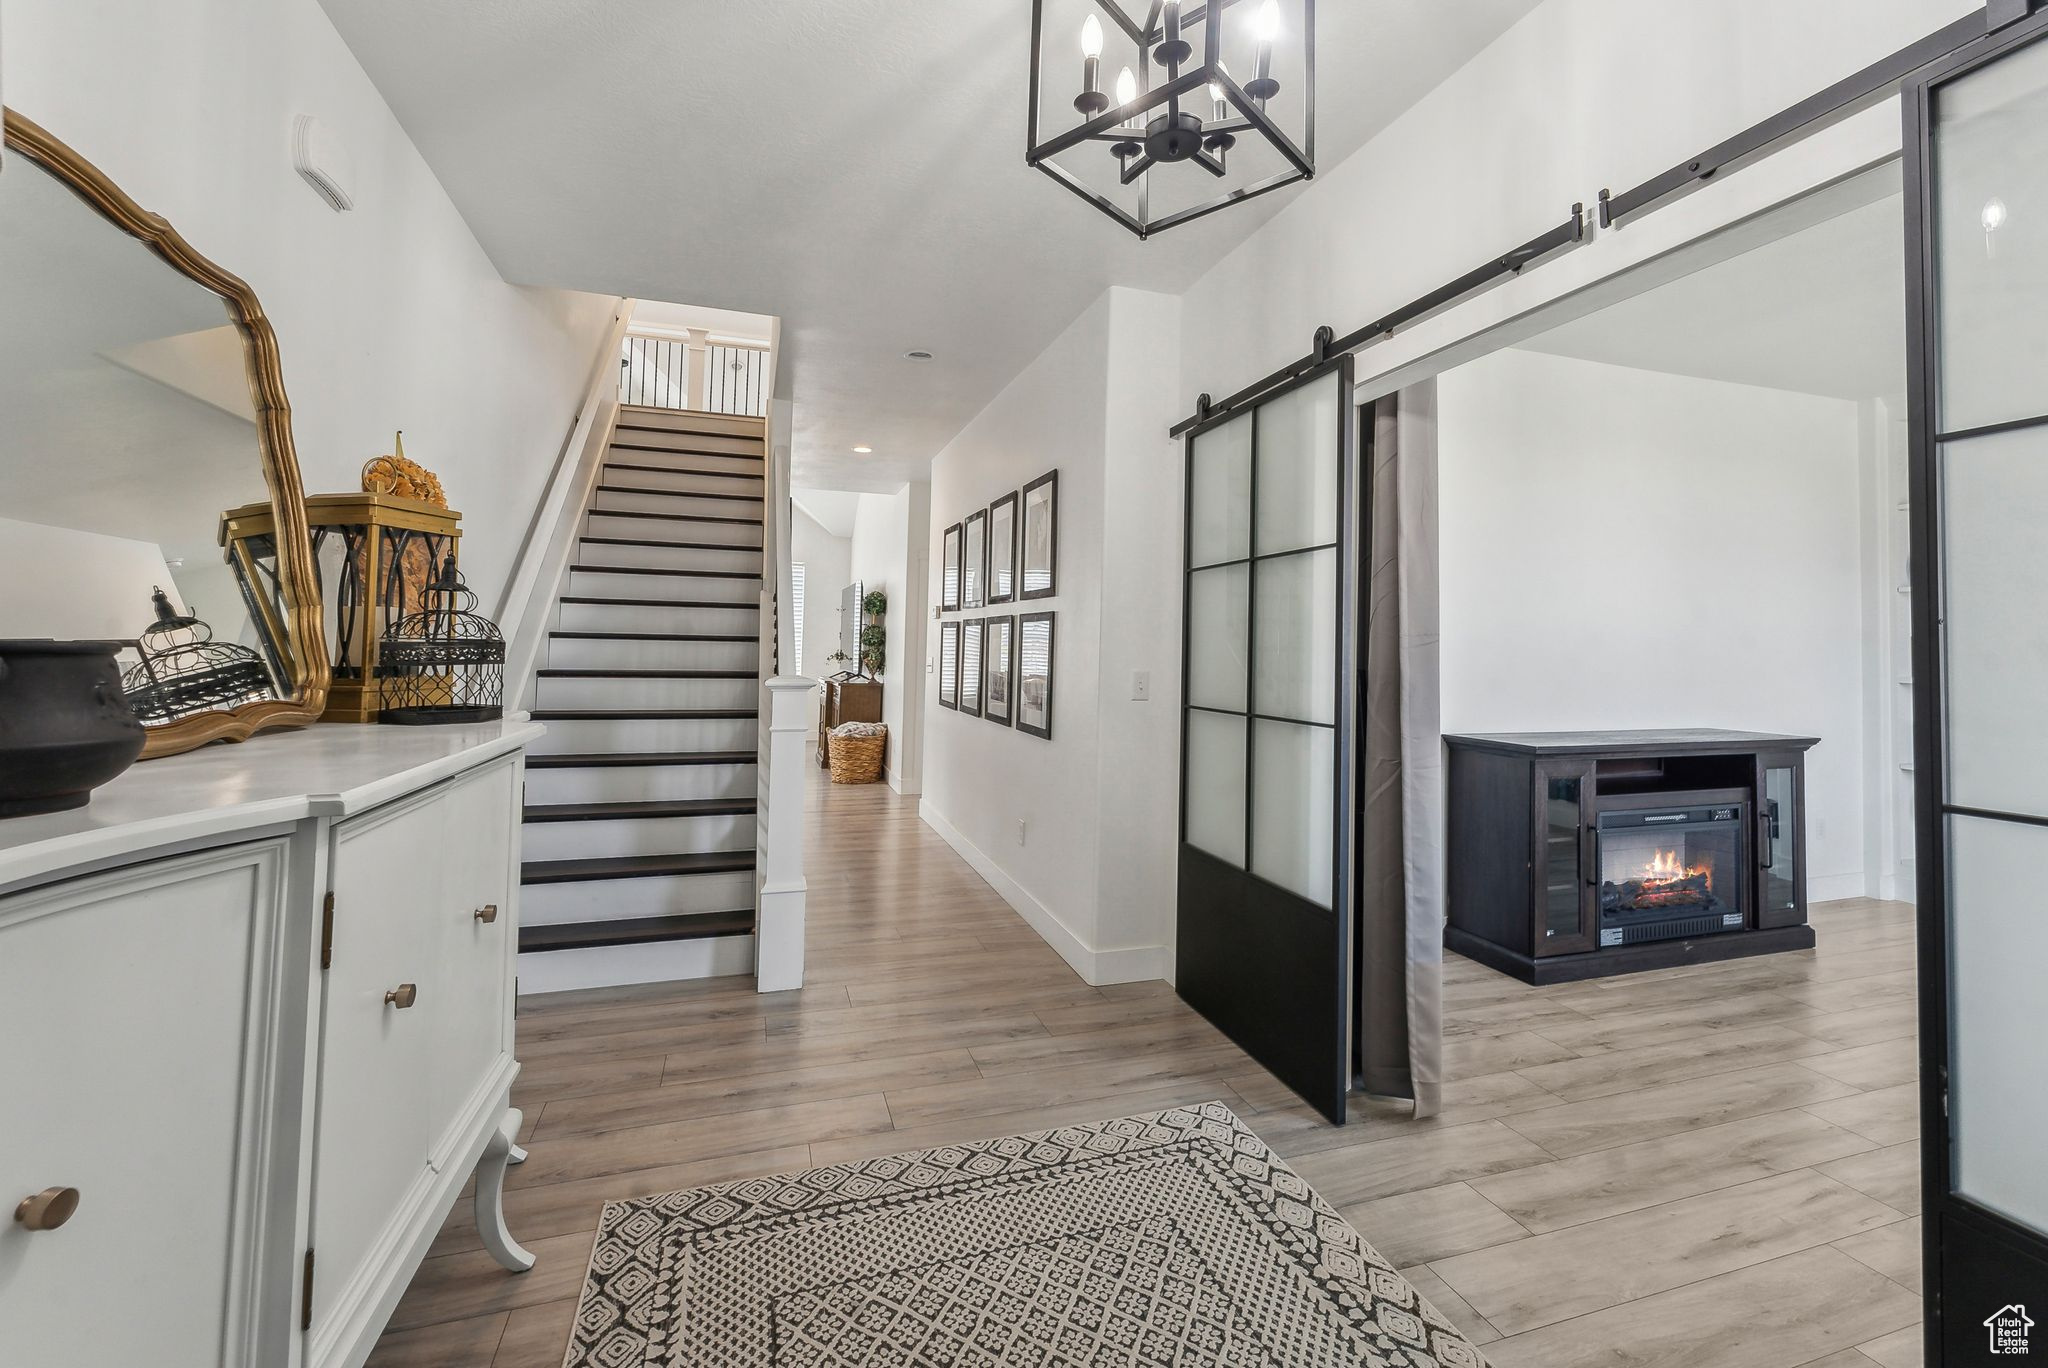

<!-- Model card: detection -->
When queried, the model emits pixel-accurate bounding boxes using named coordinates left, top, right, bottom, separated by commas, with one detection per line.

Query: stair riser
left=536, top=676, right=757, bottom=711
left=558, top=602, right=759, bottom=635
left=516, top=935, right=754, bottom=994
left=593, top=488, right=764, bottom=519
left=546, top=637, right=758, bottom=673
left=614, top=418, right=763, bottom=449
left=521, top=870, right=757, bottom=926
left=583, top=514, right=762, bottom=548
left=580, top=541, right=763, bottom=573
left=602, top=465, right=762, bottom=496
left=568, top=569, right=759, bottom=602
left=531, top=716, right=757, bottom=755
left=526, top=763, right=756, bottom=806
left=606, top=443, right=763, bottom=474
left=521, top=814, right=754, bottom=862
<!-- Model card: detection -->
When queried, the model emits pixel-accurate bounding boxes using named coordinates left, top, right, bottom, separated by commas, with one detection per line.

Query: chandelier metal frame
left=1026, top=0, right=1316, bottom=239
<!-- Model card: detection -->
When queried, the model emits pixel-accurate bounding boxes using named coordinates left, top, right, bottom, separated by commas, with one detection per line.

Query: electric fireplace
left=1595, top=792, right=1748, bottom=947
left=1443, top=729, right=1818, bottom=983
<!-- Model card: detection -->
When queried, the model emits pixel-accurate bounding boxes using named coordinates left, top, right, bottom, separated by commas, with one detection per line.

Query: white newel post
left=757, top=675, right=818, bottom=992
left=685, top=327, right=711, bottom=411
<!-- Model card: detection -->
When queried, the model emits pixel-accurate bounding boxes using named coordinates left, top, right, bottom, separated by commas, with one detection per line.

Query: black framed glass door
left=1906, top=10, right=2048, bottom=1358
left=1177, top=357, right=1358, bottom=1124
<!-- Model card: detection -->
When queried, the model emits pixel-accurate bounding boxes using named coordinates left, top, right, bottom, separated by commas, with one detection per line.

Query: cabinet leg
left=474, top=1108, right=535, bottom=1273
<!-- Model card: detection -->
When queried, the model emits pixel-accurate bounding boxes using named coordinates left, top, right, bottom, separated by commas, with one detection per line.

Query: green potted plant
left=859, top=589, right=887, bottom=678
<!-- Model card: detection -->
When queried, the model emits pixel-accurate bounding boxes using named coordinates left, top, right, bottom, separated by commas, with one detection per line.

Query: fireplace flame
left=1642, top=848, right=1710, bottom=891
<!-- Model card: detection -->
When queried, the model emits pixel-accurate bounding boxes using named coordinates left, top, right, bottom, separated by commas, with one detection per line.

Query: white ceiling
left=1518, top=190, right=1908, bottom=405
left=317, top=0, right=1544, bottom=491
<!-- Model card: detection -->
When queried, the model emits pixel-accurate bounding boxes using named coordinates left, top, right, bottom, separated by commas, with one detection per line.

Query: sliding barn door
left=1905, top=10, right=2048, bottom=1358
left=1177, top=358, right=1358, bottom=1124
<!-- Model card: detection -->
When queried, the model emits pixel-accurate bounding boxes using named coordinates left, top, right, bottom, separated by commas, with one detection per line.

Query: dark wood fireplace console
left=1445, top=729, right=1819, bottom=984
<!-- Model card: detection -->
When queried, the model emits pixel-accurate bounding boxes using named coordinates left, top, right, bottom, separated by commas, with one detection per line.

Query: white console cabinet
left=0, top=721, right=542, bottom=1368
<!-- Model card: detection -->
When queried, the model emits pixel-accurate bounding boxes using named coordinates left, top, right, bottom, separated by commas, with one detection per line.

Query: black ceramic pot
left=0, top=640, right=149, bottom=819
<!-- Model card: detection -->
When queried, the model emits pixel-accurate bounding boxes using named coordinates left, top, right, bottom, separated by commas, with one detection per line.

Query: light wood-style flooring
left=368, top=769, right=1923, bottom=1368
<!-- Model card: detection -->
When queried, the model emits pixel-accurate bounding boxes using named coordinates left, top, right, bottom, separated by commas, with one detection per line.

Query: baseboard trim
left=516, top=933, right=755, bottom=994
left=1808, top=871, right=1870, bottom=904
left=917, top=800, right=1166, bottom=986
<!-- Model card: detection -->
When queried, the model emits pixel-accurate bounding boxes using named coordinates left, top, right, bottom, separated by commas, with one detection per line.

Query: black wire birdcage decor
left=121, top=587, right=279, bottom=726
left=377, top=555, right=505, bottom=725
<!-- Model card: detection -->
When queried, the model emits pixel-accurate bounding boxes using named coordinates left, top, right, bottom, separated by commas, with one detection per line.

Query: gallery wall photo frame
left=962, top=510, right=988, bottom=610
left=959, top=619, right=985, bottom=718
left=938, top=621, right=960, bottom=709
left=941, top=523, right=963, bottom=613
left=987, top=492, right=1019, bottom=605
left=1017, top=611, right=1055, bottom=740
left=983, top=615, right=1016, bottom=727
left=1021, top=470, right=1058, bottom=600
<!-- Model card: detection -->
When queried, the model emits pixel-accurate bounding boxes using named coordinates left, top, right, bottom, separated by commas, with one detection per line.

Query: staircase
left=518, top=405, right=766, bottom=985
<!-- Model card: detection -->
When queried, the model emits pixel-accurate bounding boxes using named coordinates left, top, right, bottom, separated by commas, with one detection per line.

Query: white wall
left=789, top=505, right=850, bottom=696
left=848, top=483, right=931, bottom=794
left=1, top=0, right=620, bottom=608
left=1437, top=348, right=1872, bottom=896
left=920, top=287, right=1181, bottom=984
left=1178, top=0, right=1973, bottom=414
left=923, top=290, right=1113, bottom=971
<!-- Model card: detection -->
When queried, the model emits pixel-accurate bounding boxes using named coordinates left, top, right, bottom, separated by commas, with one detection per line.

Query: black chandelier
left=1027, top=0, right=1314, bottom=239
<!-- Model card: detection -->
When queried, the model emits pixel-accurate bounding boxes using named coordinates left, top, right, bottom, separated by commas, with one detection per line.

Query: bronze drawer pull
left=15, top=1187, right=79, bottom=1231
left=474, top=904, right=499, bottom=924
left=385, top=983, right=419, bottom=1009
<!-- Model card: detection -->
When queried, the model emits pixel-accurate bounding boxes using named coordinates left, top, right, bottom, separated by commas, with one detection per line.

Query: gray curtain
left=1358, top=380, right=1445, bottom=1117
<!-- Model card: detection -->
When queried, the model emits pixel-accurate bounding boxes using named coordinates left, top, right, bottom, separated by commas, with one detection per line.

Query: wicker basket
left=827, top=727, right=887, bottom=784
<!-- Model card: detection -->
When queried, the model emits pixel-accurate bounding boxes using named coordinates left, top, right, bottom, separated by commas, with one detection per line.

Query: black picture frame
left=963, top=509, right=988, bottom=610
left=959, top=619, right=985, bottom=718
left=983, top=615, right=1016, bottom=726
left=987, top=492, right=1019, bottom=605
left=941, top=523, right=963, bottom=612
left=1020, top=470, right=1059, bottom=600
left=1017, top=611, right=1055, bottom=740
left=938, top=621, right=960, bottom=709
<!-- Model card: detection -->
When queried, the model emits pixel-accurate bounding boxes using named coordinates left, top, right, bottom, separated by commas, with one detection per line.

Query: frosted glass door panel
left=1186, top=564, right=1250, bottom=713
left=1253, top=549, right=1337, bottom=725
left=1185, top=711, right=1248, bottom=866
left=1250, top=720, right=1334, bottom=907
left=1942, top=428, right=2048, bottom=817
left=1948, top=814, right=2048, bottom=1239
left=1936, top=37, right=2048, bottom=433
left=1189, top=411, right=1252, bottom=568
left=1254, top=376, right=1340, bottom=555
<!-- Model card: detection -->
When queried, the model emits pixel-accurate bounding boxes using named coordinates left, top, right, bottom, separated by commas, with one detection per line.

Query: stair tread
left=585, top=508, right=762, bottom=526
left=530, top=707, right=758, bottom=720
left=520, top=910, right=755, bottom=954
left=598, top=484, right=763, bottom=503
left=560, top=595, right=761, bottom=610
left=536, top=667, right=758, bottom=679
left=550, top=630, right=757, bottom=643
left=579, top=535, right=764, bottom=552
left=606, top=442, right=765, bottom=461
left=522, top=850, right=756, bottom=884
left=571, top=564, right=764, bottom=579
left=523, top=797, right=757, bottom=822
left=527, top=750, right=759, bottom=769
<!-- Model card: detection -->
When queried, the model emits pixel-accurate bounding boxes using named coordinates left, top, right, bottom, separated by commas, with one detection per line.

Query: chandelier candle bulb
left=1158, top=0, right=1191, bottom=66
left=1076, top=14, right=1107, bottom=114
left=1252, top=0, right=1280, bottom=92
left=1116, top=66, right=1139, bottom=127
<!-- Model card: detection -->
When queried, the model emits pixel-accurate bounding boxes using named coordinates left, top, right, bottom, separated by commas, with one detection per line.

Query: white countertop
left=0, top=717, right=545, bottom=892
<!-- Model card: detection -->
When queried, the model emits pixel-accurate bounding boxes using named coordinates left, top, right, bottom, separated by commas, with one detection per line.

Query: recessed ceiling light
left=904, top=349, right=934, bottom=361
left=853, top=445, right=873, bottom=454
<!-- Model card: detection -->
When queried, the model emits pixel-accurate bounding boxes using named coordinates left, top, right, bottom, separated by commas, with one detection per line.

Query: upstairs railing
left=619, top=330, right=769, bottom=416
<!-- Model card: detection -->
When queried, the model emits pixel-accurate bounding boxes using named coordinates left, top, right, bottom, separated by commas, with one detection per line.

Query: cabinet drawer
left=0, top=839, right=296, bottom=1367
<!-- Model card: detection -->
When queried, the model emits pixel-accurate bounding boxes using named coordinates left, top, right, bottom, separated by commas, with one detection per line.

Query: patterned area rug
left=563, top=1100, right=1487, bottom=1367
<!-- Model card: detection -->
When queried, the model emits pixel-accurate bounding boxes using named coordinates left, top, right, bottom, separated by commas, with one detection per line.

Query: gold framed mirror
left=1, top=108, right=328, bottom=758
